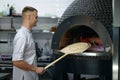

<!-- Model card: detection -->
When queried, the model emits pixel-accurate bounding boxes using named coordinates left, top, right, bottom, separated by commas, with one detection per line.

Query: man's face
left=30, top=11, right=38, bottom=27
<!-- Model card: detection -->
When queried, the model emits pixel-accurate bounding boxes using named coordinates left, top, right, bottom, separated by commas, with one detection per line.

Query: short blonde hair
left=22, top=6, right=38, bottom=15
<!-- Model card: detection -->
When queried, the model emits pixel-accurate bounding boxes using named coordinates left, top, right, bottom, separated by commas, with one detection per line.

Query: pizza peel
left=45, top=42, right=91, bottom=70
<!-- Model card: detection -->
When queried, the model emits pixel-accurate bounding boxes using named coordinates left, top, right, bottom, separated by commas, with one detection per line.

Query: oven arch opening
left=52, top=15, right=112, bottom=54
left=59, top=25, right=105, bottom=52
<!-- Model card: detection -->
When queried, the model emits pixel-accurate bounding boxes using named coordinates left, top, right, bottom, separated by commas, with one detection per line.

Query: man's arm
left=13, top=60, right=45, bottom=74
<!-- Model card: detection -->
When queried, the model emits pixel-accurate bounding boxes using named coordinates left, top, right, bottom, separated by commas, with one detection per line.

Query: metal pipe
left=112, top=0, right=120, bottom=80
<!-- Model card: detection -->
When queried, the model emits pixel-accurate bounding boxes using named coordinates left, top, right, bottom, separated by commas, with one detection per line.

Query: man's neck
left=22, top=21, right=32, bottom=30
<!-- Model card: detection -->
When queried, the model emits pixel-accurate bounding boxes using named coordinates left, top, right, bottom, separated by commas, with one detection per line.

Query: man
left=12, top=6, right=45, bottom=80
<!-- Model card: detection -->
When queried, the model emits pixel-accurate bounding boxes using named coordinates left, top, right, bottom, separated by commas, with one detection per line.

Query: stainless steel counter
left=0, top=73, right=11, bottom=80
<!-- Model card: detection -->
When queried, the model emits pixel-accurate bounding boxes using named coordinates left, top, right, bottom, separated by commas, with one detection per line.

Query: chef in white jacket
left=12, top=6, right=45, bottom=80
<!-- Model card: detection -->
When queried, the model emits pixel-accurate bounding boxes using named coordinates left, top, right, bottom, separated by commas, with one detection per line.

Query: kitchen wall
left=0, top=0, right=74, bottom=56
left=0, top=31, right=13, bottom=54
left=0, top=17, right=58, bottom=55
left=0, top=0, right=74, bottom=17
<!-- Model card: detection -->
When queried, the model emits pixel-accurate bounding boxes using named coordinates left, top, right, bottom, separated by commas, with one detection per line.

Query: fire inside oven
left=60, top=26, right=104, bottom=52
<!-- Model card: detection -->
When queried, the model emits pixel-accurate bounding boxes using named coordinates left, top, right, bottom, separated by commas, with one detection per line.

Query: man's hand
left=35, top=67, right=45, bottom=75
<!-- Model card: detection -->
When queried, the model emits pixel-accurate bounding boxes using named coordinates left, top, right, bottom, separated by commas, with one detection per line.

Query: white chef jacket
left=12, top=26, right=38, bottom=80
